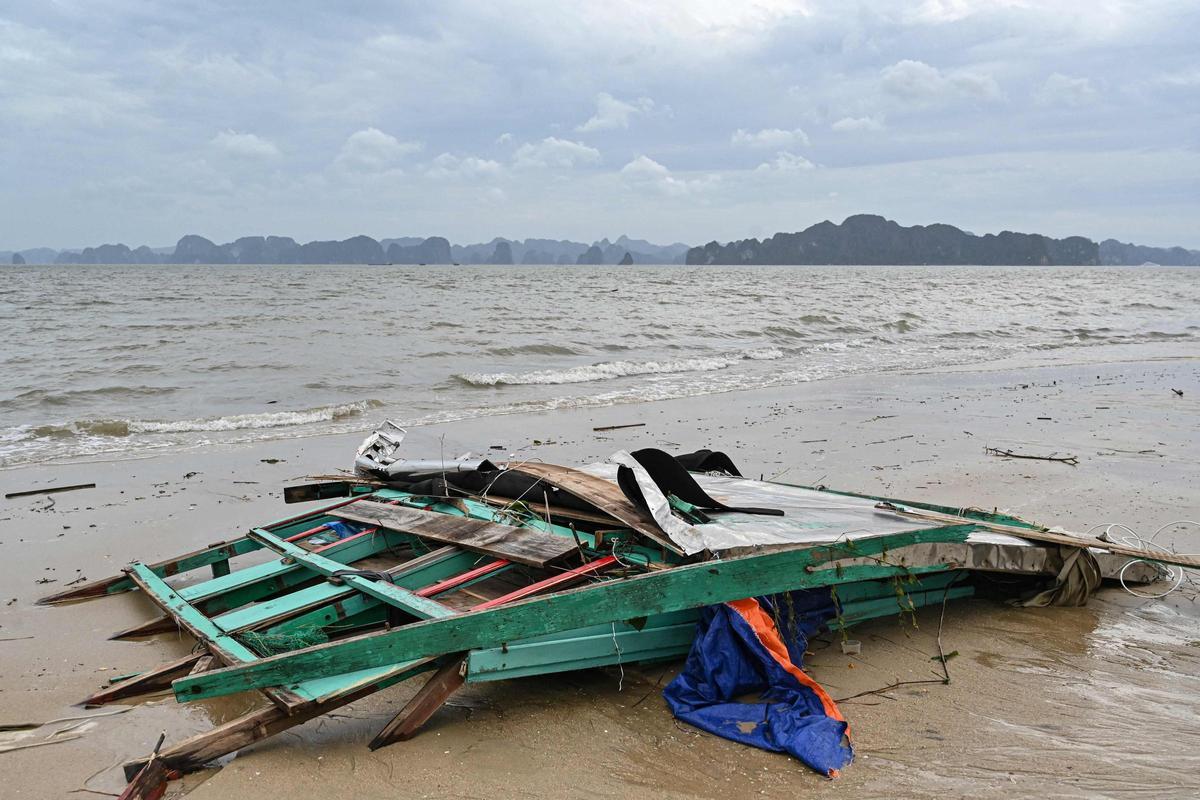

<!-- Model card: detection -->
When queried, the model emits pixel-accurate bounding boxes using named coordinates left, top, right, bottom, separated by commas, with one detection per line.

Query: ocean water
left=1, top=263, right=1196, bottom=467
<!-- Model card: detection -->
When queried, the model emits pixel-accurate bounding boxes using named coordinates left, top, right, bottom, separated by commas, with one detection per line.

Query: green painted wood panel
left=173, top=525, right=974, bottom=701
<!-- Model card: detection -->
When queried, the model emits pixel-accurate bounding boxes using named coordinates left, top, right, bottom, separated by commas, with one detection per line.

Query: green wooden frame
left=173, top=524, right=976, bottom=702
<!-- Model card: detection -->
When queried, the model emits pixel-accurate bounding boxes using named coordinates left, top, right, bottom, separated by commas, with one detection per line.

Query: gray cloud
left=2, top=1, right=1198, bottom=249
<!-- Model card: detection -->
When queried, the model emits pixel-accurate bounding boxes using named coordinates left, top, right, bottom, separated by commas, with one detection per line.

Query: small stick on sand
left=6, top=483, right=96, bottom=499
left=985, top=447, right=1079, bottom=466
left=592, top=423, right=646, bottom=432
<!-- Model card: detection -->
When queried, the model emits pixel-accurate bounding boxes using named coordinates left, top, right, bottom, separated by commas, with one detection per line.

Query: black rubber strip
left=626, top=448, right=783, bottom=516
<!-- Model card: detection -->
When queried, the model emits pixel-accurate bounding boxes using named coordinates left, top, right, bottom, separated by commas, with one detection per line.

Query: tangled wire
left=1090, top=520, right=1200, bottom=599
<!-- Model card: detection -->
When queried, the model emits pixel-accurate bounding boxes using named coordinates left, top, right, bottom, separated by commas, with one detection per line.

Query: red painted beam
left=416, top=559, right=511, bottom=598
left=473, top=556, right=618, bottom=610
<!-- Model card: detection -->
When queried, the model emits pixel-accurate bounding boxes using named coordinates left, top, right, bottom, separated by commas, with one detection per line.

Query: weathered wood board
left=509, top=462, right=684, bottom=555
left=332, top=503, right=578, bottom=567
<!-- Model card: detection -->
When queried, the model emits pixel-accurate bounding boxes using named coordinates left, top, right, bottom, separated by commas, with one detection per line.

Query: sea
left=1, top=263, right=1196, bottom=468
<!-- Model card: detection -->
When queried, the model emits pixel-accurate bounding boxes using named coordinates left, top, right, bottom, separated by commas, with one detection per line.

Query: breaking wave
left=454, top=348, right=785, bottom=387
left=25, top=400, right=383, bottom=439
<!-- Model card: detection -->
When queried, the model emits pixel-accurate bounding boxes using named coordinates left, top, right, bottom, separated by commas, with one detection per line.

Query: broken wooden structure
left=40, top=453, right=1188, bottom=798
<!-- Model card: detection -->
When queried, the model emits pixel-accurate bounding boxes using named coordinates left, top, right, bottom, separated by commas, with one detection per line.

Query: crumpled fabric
left=663, top=591, right=853, bottom=777
left=1015, top=545, right=1102, bottom=606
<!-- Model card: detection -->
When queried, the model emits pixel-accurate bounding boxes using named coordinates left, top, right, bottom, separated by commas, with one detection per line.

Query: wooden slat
left=332, top=503, right=578, bottom=568
left=212, top=547, right=467, bottom=633
left=125, top=562, right=306, bottom=711
left=508, top=462, right=684, bottom=555
left=246, top=529, right=455, bottom=621
left=82, top=653, right=205, bottom=706
left=172, top=525, right=976, bottom=702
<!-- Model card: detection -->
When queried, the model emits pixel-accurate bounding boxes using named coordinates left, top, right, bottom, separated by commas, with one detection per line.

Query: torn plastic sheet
left=664, top=592, right=852, bottom=776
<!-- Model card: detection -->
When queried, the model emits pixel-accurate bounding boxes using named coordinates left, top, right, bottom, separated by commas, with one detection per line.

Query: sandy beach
left=2, top=356, right=1198, bottom=799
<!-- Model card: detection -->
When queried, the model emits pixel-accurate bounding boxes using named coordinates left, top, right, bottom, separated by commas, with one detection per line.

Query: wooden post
left=368, top=656, right=466, bottom=748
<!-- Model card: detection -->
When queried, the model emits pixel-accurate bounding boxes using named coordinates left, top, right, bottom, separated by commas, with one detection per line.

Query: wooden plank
left=82, top=653, right=205, bottom=706
left=246, top=529, right=455, bottom=621
left=332, top=503, right=577, bottom=568
left=123, top=657, right=438, bottom=782
left=112, top=530, right=416, bottom=640
left=368, top=656, right=466, bottom=747
left=172, top=525, right=975, bottom=702
left=509, top=462, right=685, bottom=555
left=478, top=495, right=618, bottom=526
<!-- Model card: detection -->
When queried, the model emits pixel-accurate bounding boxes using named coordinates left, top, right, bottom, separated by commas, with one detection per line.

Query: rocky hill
left=687, top=215, right=1101, bottom=266
left=1099, top=239, right=1200, bottom=266
left=8, top=221, right=1196, bottom=266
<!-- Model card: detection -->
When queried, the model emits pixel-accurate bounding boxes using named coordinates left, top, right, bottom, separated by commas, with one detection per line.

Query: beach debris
left=1171, top=388, right=1184, bottom=397
left=39, top=447, right=1196, bottom=798
left=840, top=639, right=862, bottom=655
left=1, top=706, right=132, bottom=732
left=984, top=447, right=1079, bottom=466
left=5, top=482, right=96, bottom=499
left=0, top=730, right=85, bottom=754
left=592, top=422, right=647, bottom=432
left=119, top=732, right=172, bottom=800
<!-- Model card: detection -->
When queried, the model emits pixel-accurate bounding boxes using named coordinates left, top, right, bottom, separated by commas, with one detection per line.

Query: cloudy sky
left=2, top=0, right=1198, bottom=250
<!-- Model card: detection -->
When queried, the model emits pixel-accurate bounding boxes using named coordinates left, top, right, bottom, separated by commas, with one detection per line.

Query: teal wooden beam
left=178, top=529, right=411, bottom=603
left=173, top=525, right=975, bottom=702
left=247, top=528, right=455, bottom=622
left=214, top=548, right=477, bottom=633
left=125, top=562, right=260, bottom=665
left=467, top=616, right=699, bottom=683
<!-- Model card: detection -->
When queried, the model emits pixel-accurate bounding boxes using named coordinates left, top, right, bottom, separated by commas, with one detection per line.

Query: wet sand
left=1, top=357, right=1198, bottom=798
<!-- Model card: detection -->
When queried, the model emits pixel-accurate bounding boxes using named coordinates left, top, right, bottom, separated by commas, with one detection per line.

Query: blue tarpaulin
left=663, top=590, right=853, bottom=776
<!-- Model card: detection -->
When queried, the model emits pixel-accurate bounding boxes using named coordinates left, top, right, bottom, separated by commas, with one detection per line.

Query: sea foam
left=454, top=347, right=784, bottom=387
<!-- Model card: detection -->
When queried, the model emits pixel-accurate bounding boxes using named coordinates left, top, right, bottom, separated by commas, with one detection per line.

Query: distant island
left=687, top=214, right=1200, bottom=266
left=3, top=235, right=689, bottom=266
left=5, top=215, right=1198, bottom=266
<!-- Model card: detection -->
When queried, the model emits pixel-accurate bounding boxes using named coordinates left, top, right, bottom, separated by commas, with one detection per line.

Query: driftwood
left=5, top=483, right=96, bottom=499
left=985, top=447, right=1078, bottom=466
left=592, top=422, right=646, bottom=432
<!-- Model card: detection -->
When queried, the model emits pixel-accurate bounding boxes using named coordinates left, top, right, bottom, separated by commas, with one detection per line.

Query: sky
left=2, top=0, right=1199, bottom=250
